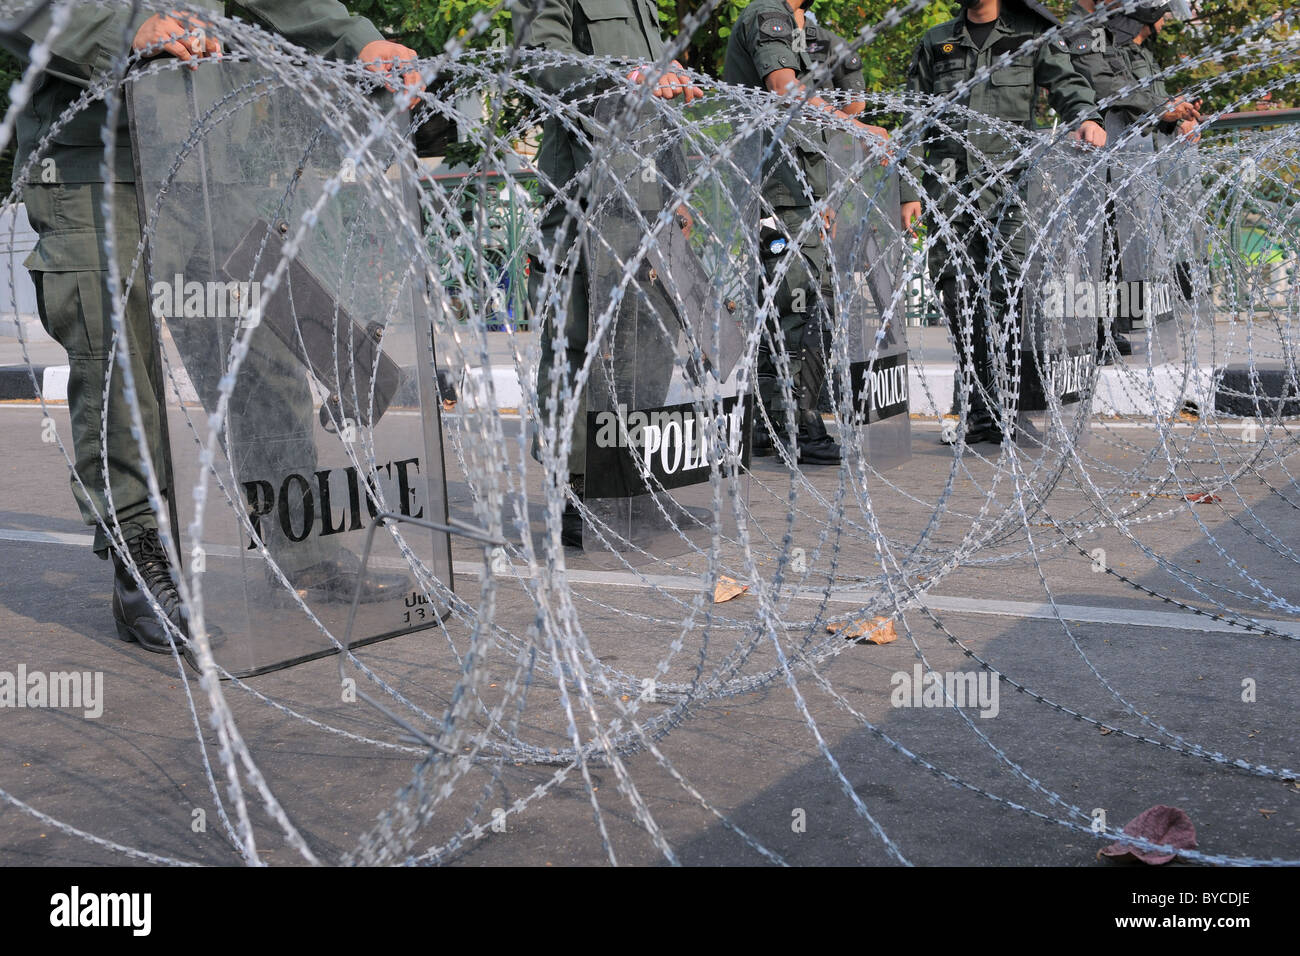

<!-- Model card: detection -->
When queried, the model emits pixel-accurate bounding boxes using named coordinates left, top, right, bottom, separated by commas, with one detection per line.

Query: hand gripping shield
left=127, top=62, right=453, bottom=676
left=582, top=96, right=755, bottom=565
left=824, top=131, right=911, bottom=472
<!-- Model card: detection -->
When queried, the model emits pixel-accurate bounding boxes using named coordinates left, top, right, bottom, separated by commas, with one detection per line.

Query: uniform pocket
left=35, top=268, right=108, bottom=359
left=989, top=64, right=1033, bottom=86
left=578, top=0, right=633, bottom=52
left=932, top=58, right=967, bottom=94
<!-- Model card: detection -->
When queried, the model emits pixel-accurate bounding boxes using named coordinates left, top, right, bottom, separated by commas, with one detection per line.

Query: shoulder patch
left=845, top=54, right=862, bottom=71
left=758, top=14, right=793, bottom=39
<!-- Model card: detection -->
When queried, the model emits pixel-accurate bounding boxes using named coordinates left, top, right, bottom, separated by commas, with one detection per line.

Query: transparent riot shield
left=1014, top=141, right=1104, bottom=449
left=825, top=133, right=911, bottom=471
left=127, top=62, right=453, bottom=677
left=1158, top=134, right=1212, bottom=340
left=1107, top=115, right=1176, bottom=341
left=582, top=97, right=754, bottom=565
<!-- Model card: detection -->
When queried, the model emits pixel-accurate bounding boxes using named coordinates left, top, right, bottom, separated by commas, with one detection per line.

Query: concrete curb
left=0, top=360, right=1243, bottom=419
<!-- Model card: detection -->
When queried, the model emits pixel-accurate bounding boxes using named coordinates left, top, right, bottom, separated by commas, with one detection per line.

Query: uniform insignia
left=759, top=15, right=791, bottom=38
left=846, top=54, right=861, bottom=70
left=769, top=237, right=788, bottom=255
left=940, top=42, right=956, bottom=54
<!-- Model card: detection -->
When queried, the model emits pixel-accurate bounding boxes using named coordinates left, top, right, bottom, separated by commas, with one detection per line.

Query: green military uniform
left=514, top=0, right=667, bottom=477
left=3, top=1, right=384, bottom=560
left=723, top=0, right=841, bottom=459
left=902, top=0, right=1099, bottom=440
left=1064, top=2, right=1177, bottom=137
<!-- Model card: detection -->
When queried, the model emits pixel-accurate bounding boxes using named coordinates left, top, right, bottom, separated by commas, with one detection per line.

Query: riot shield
left=582, top=97, right=754, bottom=565
left=1157, top=134, right=1212, bottom=339
left=1014, top=141, right=1104, bottom=449
left=1106, top=115, right=1176, bottom=339
left=127, top=62, right=453, bottom=677
left=825, top=133, right=911, bottom=471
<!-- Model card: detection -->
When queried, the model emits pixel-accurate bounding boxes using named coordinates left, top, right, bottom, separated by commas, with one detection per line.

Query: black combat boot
left=797, top=409, right=842, bottom=465
left=562, top=474, right=584, bottom=549
left=112, top=530, right=190, bottom=657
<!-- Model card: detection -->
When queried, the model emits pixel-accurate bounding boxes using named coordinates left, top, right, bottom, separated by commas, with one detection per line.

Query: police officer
left=3, top=5, right=422, bottom=662
left=1066, top=2, right=1198, bottom=140
left=1065, top=1, right=1200, bottom=359
left=899, top=0, right=1105, bottom=445
left=723, top=0, right=888, bottom=465
left=514, top=0, right=701, bottom=547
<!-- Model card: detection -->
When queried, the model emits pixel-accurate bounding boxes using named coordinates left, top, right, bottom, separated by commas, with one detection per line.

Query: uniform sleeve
left=236, top=0, right=384, bottom=61
left=0, top=3, right=153, bottom=84
left=750, top=8, right=799, bottom=84
left=1064, top=26, right=1113, bottom=99
left=1036, top=34, right=1101, bottom=127
left=899, top=41, right=930, bottom=206
left=831, top=37, right=866, bottom=94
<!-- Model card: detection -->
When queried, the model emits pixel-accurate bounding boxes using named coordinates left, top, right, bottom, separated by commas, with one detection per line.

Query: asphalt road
left=0, top=400, right=1296, bottom=866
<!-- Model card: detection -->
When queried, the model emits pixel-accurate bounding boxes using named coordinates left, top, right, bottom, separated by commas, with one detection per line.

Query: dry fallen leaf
left=1100, top=805, right=1197, bottom=865
left=1183, top=492, right=1220, bottom=504
left=713, top=576, right=748, bottom=604
left=827, top=616, right=897, bottom=645
left=442, top=399, right=457, bottom=412
left=1258, top=809, right=1276, bottom=818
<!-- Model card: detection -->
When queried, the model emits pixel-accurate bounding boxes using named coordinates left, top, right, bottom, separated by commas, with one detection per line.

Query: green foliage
left=345, top=0, right=513, bottom=54
left=1155, top=1, right=1300, bottom=111
left=662, top=1, right=958, bottom=83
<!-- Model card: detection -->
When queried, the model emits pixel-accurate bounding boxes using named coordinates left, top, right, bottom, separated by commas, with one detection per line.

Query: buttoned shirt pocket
left=989, top=62, right=1033, bottom=86
left=577, top=0, right=636, bottom=55
left=932, top=56, right=967, bottom=94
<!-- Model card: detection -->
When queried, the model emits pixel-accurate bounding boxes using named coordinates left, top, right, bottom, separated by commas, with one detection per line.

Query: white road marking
left=5, top=525, right=1290, bottom=635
